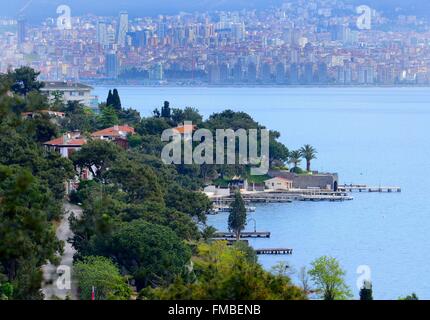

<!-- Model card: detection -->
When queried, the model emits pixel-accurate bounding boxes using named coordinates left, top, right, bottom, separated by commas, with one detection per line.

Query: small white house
left=265, top=177, right=293, bottom=191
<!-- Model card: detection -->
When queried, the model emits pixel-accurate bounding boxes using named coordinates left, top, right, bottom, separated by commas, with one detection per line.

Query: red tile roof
left=174, top=124, right=197, bottom=134
left=44, top=136, right=87, bottom=147
left=91, top=125, right=135, bottom=138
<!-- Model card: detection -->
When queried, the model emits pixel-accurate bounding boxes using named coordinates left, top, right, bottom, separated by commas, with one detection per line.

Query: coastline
left=84, top=82, right=430, bottom=89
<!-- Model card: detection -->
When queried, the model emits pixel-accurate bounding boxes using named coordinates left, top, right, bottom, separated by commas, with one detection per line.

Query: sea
left=94, top=86, right=430, bottom=299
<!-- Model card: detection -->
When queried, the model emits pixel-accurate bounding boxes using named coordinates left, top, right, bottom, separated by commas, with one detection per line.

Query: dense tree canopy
left=140, top=242, right=306, bottom=300
left=86, top=220, right=192, bottom=290
left=0, top=67, right=310, bottom=301
left=0, top=165, right=62, bottom=299
left=8, top=67, right=44, bottom=96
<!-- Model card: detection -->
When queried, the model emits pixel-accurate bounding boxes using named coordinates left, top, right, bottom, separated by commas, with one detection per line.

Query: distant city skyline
left=2, top=0, right=430, bottom=21
left=1, top=0, right=430, bottom=86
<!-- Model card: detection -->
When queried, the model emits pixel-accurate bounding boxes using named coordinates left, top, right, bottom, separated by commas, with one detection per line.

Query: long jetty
left=214, top=190, right=353, bottom=204
left=338, top=185, right=401, bottom=193
left=255, top=248, right=293, bottom=255
left=214, top=231, right=271, bottom=239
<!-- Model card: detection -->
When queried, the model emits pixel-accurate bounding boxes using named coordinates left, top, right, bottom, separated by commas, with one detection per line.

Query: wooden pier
left=255, top=248, right=293, bottom=255
left=338, top=185, right=401, bottom=193
left=299, top=194, right=353, bottom=202
left=214, top=231, right=271, bottom=239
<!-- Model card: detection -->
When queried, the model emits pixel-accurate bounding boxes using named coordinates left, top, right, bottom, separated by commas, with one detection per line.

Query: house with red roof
left=91, top=125, right=135, bottom=149
left=43, top=131, right=87, bottom=158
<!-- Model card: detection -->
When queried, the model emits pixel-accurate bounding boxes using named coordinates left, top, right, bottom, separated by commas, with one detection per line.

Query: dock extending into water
left=214, top=190, right=353, bottom=204
left=255, top=248, right=293, bottom=255
left=214, top=231, right=271, bottom=239
left=338, top=185, right=401, bottom=193
left=298, top=194, right=353, bottom=201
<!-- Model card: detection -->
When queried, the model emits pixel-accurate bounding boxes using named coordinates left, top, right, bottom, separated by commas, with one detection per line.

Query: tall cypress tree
left=106, top=90, right=113, bottom=107
left=112, top=89, right=122, bottom=111
left=228, top=191, right=247, bottom=240
left=161, top=101, right=171, bottom=118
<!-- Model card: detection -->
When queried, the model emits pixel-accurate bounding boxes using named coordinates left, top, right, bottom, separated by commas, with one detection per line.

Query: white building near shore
left=41, top=81, right=99, bottom=111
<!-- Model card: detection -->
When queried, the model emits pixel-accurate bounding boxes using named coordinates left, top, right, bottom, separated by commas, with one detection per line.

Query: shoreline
left=87, top=83, right=430, bottom=89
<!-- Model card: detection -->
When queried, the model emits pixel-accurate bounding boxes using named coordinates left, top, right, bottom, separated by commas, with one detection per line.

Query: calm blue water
left=94, top=86, right=430, bottom=300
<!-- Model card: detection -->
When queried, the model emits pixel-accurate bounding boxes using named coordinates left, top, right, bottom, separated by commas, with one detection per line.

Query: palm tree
left=300, top=144, right=317, bottom=172
left=288, top=150, right=302, bottom=170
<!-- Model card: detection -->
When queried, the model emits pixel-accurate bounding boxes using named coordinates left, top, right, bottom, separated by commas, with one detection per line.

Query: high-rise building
left=17, top=17, right=26, bottom=46
left=157, top=19, right=168, bottom=41
left=117, top=11, right=129, bottom=46
left=107, top=25, right=116, bottom=45
left=231, top=22, right=245, bottom=42
left=105, top=51, right=119, bottom=78
left=97, top=21, right=108, bottom=46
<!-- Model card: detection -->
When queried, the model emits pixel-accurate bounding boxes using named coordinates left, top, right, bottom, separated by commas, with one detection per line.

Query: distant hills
left=3, top=0, right=430, bottom=21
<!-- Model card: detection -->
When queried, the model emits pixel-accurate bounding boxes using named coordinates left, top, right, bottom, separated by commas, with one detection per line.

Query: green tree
left=288, top=150, right=302, bottom=171
left=61, top=101, right=97, bottom=133
left=228, top=191, right=247, bottom=240
left=269, top=131, right=290, bottom=165
left=106, top=90, right=113, bottom=107
left=140, top=242, right=306, bottom=300
left=71, top=140, right=121, bottom=180
left=118, top=108, right=141, bottom=127
left=161, top=101, right=171, bottom=119
left=300, top=144, right=317, bottom=172
left=105, top=158, right=164, bottom=203
left=91, top=220, right=192, bottom=290
left=165, top=183, right=212, bottom=223
left=137, top=117, right=170, bottom=135
left=399, top=293, right=419, bottom=300
left=171, top=107, right=203, bottom=125
left=8, top=67, right=44, bottom=96
left=26, top=116, right=59, bottom=143
left=359, top=280, right=373, bottom=300
left=0, top=165, right=62, bottom=299
left=0, top=281, right=13, bottom=300
left=308, top=256, right=352, bottom=300
left=112, top=89, right=122, bottom=111
left=0, top=126, right=74, bottom=205
left=99, top=105, right=119, bottom=128
left=74, top=256, right=131, bottom=300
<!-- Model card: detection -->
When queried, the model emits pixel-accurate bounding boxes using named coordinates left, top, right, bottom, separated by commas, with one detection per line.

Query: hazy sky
left=2, top=0, right=429, bottom=21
